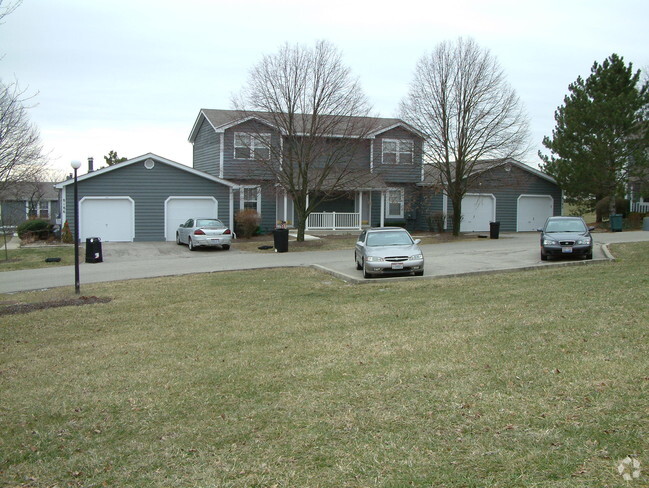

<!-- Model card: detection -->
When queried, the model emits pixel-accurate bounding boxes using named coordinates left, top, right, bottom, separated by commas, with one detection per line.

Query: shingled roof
left=189, top=109, right=425, bottom=142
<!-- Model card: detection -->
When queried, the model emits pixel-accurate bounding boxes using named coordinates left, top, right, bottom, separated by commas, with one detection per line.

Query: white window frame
left=234, top=132, right=271, bottom=160
left=381, top=139, right=414, bottom=165
left=25, top=200, right=51, bottom=219
left=240, top=186, right=261, bottom=212
left=385, top=188, right=404, bottom=219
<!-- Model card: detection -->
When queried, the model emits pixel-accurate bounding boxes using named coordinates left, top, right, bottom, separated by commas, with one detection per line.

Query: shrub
left=234, top=209, right=261, bottom=239
left=427, top=212, right=446, bottom=233
left=17, top=219, right=50, bottom=239
left=596, top=197, right=629, bottom=218
left=61, top=221, right=73, bottom=243
left=625, top=212, right=647, bottom=229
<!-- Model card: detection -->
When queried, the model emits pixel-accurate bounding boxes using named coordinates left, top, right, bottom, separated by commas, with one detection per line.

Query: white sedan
left=176, top=218, right=233, bottom=251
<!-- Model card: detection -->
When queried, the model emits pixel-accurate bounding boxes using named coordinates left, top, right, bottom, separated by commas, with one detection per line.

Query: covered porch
left=276, top=188, right=391, bottom=231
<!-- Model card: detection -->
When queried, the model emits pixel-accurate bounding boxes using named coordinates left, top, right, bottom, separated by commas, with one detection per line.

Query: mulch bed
left=0, top=296, right=112, bottom=316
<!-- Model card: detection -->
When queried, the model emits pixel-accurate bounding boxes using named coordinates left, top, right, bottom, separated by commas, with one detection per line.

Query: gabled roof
left=421, top=158, right=557, bottom=186
left=188, top=109, right=425, bottom=142
left=0, top=182, right=59, bottom=200
left=55, top=153, right=239, bottom=189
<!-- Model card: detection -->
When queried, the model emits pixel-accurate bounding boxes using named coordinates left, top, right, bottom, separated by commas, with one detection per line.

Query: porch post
left=380, top=190, right=385, bottom=227
left=305, top=193, right=310, bottom=231
left=283, top=189, right=288, bottom=226
left=358, top=191, right=363, bottom=229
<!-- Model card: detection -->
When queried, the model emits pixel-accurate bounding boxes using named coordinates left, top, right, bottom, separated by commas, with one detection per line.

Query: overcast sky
left=1, top=0, right=648, bottom=176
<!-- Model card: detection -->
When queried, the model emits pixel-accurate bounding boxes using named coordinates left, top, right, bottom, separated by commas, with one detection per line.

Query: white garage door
left=517, top=195, right=554, bottom=231
left=80, top=197, right=134, bottom=242
left=165, top=197, right=218, bottom=241
left=460, top=194, right=495, bottom=232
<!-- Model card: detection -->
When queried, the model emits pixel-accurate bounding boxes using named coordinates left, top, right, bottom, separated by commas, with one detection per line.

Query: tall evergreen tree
left=540, top=54, right=649, bottom=219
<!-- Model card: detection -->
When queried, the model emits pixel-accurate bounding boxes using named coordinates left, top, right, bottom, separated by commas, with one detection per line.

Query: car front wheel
left=176, top=233, right=182, bottom=245
left=355, top=252, right=362, bottom=270
left=363, top=260, right=372, bottom=279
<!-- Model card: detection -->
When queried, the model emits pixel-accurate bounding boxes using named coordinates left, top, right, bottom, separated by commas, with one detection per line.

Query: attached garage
left=80, top=197, right=134, bottom=242
left=165, top=197, right=218, bottom=241
left=57, top=153, right=238, bottom=242
left=460, top=194, right=495, bottom=232
left=517, top=195, right=554, bottom=232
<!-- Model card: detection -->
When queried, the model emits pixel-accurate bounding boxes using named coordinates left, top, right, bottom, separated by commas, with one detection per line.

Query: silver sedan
left=176, top=218, right=233, bottom=251
left=355, top=227, right=424, bottom=278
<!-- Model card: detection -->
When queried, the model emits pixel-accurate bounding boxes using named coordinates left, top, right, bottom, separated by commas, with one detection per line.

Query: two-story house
left=188, top=109, right=426, bottom=233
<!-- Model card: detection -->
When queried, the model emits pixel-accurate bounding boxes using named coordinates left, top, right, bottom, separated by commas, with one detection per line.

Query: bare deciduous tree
left=0, top=0, right=22, bottom=23
left=0, top=79, right=46, bottom=193
left=400, top=38, right=530, bottom=235
left=234, top=40, right=377, bottom=241
left=1, top=79, right=47, bottom=258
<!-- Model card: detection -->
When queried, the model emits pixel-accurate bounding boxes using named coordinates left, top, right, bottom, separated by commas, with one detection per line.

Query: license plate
left=391, top=263, right=404, bottom=270
left=210, top=238, right=220, bottom=243
left=562, top=246, right=573, bottom=253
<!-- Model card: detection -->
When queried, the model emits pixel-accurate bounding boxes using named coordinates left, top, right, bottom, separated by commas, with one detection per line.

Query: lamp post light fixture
left=71, top=160, right=82, bottom=294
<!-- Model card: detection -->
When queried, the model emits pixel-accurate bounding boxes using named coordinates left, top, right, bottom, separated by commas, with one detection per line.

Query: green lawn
left=1, top=243, right=647, bottom=487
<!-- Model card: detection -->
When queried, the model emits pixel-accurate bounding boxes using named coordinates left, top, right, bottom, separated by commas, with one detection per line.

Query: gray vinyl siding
left=1, top=201, right=27, bottom=226
left=472, top=165, right=561, bottom=232
left=222, top=120, right=279, bottom=181
left=233, top=185, right=277, bottom=233
left=372, top=127, right=423, bottom=184
left=64, top=159, right=232, bottom=241
left=423, top=165, right=561, bottom=233
left=192, top=118, right=220, bottom=177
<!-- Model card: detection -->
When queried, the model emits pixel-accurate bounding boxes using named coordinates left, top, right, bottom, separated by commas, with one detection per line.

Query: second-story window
left=382, top=139, right=414, bottom=164
left=234, top=133, right=271, bottom=160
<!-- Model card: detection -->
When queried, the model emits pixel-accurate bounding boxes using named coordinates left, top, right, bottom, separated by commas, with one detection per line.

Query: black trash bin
left=273, top=228, right=289, bottom=253
left=489, top=221, right=500, bottom=239
left=85, top=237, right=103, bottom=263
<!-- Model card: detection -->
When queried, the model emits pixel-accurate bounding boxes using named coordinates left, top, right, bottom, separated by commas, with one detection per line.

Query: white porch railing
left=306, top=212, right=360, bottom=230
left=631, top=202, right=649, bottom=213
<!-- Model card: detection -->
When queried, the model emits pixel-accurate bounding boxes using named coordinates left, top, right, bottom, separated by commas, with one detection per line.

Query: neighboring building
left=628, top=174, right=649, bottom=213
left=0, top=181, right=60, bottom=227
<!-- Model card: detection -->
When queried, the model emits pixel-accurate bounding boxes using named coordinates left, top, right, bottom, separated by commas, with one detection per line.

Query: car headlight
left=365, top=256, right=384, bottom=262
left=576, top=237, right=591, bottom=245
left=410, top=254, right=423, bottom=260
left=543, top=238, right=557, bottom=246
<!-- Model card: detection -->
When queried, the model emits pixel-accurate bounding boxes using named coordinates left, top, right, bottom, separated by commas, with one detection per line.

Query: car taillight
left=223, top=229, right=231, bottom=235
left=194, top=229, right=205, bottom=235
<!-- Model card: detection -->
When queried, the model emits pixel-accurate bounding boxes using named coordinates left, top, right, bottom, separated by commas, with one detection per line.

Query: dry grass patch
left=1, top=243, right=648, bottom=487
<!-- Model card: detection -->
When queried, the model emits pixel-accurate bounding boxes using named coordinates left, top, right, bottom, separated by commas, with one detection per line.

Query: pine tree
left=540, top=54, right=649, bottom=219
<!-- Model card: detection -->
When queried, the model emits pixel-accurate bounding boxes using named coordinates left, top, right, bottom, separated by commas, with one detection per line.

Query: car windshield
left=545, top=219, right=586, bottom=233
left=366, top=231, right=413, bottom=247
left=196, top=219, right=224, bottom=228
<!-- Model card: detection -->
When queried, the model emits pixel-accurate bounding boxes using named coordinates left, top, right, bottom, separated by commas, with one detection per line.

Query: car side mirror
left=588, top=226, right=595, bottom=231
left=537, top=228, right=543, bottom=232
left=414, top=239, right=421, bottom=245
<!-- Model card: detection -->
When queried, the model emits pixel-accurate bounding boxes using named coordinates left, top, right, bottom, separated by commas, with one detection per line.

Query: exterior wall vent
left=144, top=158, right=155, bottom=170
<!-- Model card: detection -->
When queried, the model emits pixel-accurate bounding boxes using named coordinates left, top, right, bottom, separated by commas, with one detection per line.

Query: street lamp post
left=71, top=160, right=82, bottom=294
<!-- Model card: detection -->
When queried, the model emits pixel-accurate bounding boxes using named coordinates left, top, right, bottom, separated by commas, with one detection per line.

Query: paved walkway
left=1, top=231, right=648, bottom=294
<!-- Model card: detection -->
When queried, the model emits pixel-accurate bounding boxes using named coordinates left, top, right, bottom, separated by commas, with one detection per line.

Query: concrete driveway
left=1, top=231, right=648, bottom=293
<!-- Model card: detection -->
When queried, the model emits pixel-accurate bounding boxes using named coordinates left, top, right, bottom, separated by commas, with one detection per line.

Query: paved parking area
left=2, top=231, right=647, bottom=293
